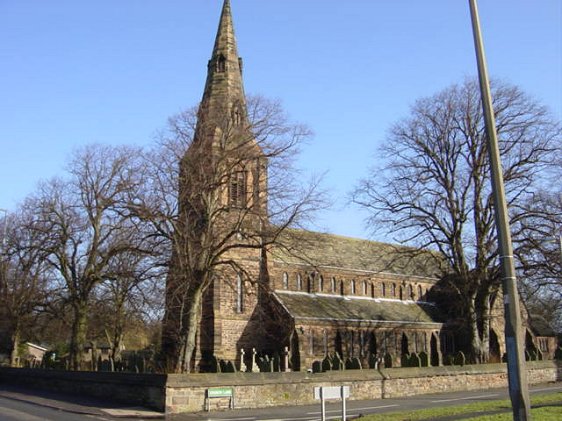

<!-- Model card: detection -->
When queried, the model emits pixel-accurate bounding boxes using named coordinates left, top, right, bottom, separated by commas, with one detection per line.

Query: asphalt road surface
left=0, top=395, right=108, bottom=421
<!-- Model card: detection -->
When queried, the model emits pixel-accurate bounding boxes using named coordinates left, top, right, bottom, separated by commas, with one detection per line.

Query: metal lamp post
left=468, top=0, right=531, bottom=419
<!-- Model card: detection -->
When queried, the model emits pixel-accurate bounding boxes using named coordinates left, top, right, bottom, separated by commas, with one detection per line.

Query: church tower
left=163, top=0, right=269, bottom=372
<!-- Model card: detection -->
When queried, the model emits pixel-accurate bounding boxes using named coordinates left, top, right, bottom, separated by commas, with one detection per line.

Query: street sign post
left=314, top=386, right=350, bottom=421
left=206, top=387, right=234, bottom=411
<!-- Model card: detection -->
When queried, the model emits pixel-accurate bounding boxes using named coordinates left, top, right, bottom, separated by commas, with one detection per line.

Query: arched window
left=399, top=286, right=404, bottom=300
left=391, top=283, right=396, bottom=297
left=331, top=277, right=337, bottom=293
left=381, top=283, right=386, bottom=297
left=236, top=274, right=244, bottom=313
left=319, top=276, right=324, bottom=292
left=297, top=274, right=302, bottom=291
left=307, top=274, right=314, bottom=293
left=351, top=280, right=356, bottom=295
left=282, top=272, right=289, bottom=290
left=340, top=280, right=345, bottom=295
left=362, top=280, right=368, bottom=295
left=417, top=285, right=423, bottom=301
left=407, top=284, right=413, bottom=300
left=371, top=283, right=375, bottom=298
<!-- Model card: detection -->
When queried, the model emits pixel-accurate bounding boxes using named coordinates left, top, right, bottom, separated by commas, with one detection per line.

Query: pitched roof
left=273, top=291, right=445, bottom=327
left=270, top=229, right=446, bottom=280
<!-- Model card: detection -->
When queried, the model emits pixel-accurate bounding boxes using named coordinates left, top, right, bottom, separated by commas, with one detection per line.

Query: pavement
left=0, top=384, right=164, bottom=419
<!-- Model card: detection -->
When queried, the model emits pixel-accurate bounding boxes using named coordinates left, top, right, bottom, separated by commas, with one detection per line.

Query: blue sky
left=1, top=1, right=560, bottom=241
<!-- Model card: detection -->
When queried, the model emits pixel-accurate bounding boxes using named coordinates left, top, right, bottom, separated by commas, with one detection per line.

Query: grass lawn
left=359, top=391, right=562, bottom=420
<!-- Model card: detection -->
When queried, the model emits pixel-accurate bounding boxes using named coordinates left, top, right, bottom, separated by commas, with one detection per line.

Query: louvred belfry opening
left=229, top=170, right=247, bottom=208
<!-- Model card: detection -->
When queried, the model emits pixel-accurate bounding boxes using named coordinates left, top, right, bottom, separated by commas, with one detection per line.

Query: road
left=0, top=386, right=162, bottom=421
left=0, top=395, right=108, bottom=421
left=171, top=383, right=562, bottom=421
left=0, top=382, right=560, bottom=420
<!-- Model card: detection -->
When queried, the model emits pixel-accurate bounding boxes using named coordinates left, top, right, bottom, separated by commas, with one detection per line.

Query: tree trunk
left=478, top=290, right=492, bottom=363
left=69, top=303, right=88, bottom=370
left=110, top=308, right=125, bottom=362
left=467, top=297, right=486, bottom=363
left=177, top=285, right=204, bottom=373
left=10, top=325, right=20, bottom=367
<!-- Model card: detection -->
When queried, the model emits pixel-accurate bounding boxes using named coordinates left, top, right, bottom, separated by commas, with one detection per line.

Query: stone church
left=161, top=0, right=554, bottom=373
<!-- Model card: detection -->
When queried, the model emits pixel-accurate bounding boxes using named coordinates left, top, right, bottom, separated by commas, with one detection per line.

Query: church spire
left=212, top=0, right=238, bottom=62
left=200, top=0, right=246, bottom=114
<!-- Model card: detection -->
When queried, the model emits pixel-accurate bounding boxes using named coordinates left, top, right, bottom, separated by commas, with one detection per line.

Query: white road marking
left=353, top=404, right=401, bottom=410
left=432, top=393, right=500, bottom=403
left=208, top=418, right=256, bottom=421
left=307, top=403, right=399, bottom=415
left=531, top=386, right=562, bottom=393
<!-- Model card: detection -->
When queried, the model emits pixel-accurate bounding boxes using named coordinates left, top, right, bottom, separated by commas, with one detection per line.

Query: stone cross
left=239, top=348, right=247, bottom=372
left=251, top=348, right=260, bottom=373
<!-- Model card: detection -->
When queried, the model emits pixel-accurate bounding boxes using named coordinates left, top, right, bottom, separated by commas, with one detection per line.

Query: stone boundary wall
left=0, top=367, right=166, bottom=411
left=381, top=362, right=561, bottom=399
left=0, top=361, right=560, bottom=414
left=166, top=370, right=384, bottom=413
left=165, top=361, right=561, bottom=413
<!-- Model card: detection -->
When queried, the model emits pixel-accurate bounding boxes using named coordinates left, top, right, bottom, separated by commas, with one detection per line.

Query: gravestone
left=383, top=353, right=393, bottom=368
left=210, top=356, right=221, bottom=373
left=282, top=347, right=290, bottom=372
left=350, top=357, right=362, bottom=370
left=312, top=360, right=322, bottom=373
left=444, top=354, right=455, bottom=365
left=409, top=352, right=421, bottom=367
left=332, top=353, right=344, bottom=370
left=225, top=360, right=236, bottom=372
left=368, top=353, right=377, bottom=369
left=321, top=355, right=332, bottom=372
left=401, top=353, right=410, bottom=367
left=454, top=351, right=466, bottom=366
left=419, top=351, right=429, bottom=367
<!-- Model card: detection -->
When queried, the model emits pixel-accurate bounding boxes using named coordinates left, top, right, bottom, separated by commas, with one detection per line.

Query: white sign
left=314, top=386, right=350, bottom=400
left=314, top=386, right=351, bottom=421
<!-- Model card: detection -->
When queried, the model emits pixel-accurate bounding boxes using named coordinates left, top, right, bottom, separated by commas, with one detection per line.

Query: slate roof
left=273, top=291, right=445, bottom=327
left=270, top=229, right=446, bottom=280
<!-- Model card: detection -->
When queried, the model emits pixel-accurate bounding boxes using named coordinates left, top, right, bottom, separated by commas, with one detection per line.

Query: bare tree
left=353, top=79, right=561, bottom=362
left=135, top=95, right=324, bottom=372
left=0, top=210, right=49, bottom=366
left=25, top=144, right=148, bottom=370
left=516, top=189, right=562, bottom=331
left=95, top=250, right=163, bottom=361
